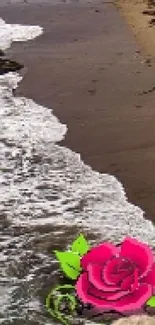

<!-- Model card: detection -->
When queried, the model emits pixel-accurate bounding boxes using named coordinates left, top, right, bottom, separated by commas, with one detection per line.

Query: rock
left=148, top=0, right=155, bottom=7
left=0, top=58, right=24, bottom=75
left=0, top=50, right=5, bottom=56
left=87, top=88, right=96, bottom=95
left=150, top=18, right=155, bottom=25
left=112, top=315, right=155, bottom=325
left=143, top=10, right=155, bottom=16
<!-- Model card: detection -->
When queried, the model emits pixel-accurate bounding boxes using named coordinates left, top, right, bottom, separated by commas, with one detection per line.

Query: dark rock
left=0, top=58, right=24, bottom=75
left=77, top=303, right=126, bottom=323
left=0, top=50, right=5, bottom=56
left=145, top=59, right=151, bottom=64
left=143, top=10, right=155, bottom=15
left=148, top=0, right=155, bottom=7
left=87, top=88, right=96, bottom=95
left=144, top=305, right=155, bottom=316
left=145, top=58, right=152, bottom=66
left=150, top=18, right=155, bottom=25
left=138, top=86, right=155, bottom=95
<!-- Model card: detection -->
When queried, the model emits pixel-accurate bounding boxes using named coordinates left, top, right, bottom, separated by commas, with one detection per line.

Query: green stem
left=46, top=284, right=76, bottom=325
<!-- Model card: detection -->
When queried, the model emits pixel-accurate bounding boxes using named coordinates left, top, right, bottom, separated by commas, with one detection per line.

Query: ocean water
left=0, top=17, right=155, bottom=325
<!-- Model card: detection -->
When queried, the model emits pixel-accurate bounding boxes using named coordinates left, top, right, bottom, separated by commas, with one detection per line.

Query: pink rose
left=75, top=237, right=155, bottom=314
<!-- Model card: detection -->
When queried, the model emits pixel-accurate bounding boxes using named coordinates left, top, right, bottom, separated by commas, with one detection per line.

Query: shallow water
left=1, top=17, right=155, bottom=325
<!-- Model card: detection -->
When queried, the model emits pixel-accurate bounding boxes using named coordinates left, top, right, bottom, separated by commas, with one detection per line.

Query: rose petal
left=76, top=272, right=150, bottom=312
left=116, top=259, right=133, bottom=272
left=76, top=272, right=90, bottom=304
left=131, top=268, right=139, bottom=292
left=89, top=285, right=129, bottom=301
left=76, top=271, right=128, bottom=303
left=120, top=237, right=154, bottom=278
left=76, top=272, right=119, bottom=310
left=121, top=268, right=139, bottom=292
left=104, top=257, right=132, bottom=285
left=88, top=264, right=120, bottom=292
left=113, top=283, right=152, bottom=312
left=142, top=262, right=155, bottom=286
left=81, top=242, right=119, bottom=271
left=121, top=275, right=134, bottom=291
left=76, top=272, right=129, bottom=311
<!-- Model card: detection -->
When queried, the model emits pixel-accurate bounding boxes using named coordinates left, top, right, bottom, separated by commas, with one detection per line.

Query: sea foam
left=0, top=17, right=155, bottom=325
left=0, top=18, right=155, bottom=246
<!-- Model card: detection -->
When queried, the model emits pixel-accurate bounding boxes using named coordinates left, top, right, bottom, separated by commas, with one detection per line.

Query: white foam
left=1, top=16, right=155, bottom=324
left=0, top=18, right=155, bottom=246
left=0, top=17, right=43, bottom=50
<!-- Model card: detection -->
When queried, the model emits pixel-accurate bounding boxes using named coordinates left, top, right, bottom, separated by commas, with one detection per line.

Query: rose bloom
left=75, top=237, right=155, bottom=314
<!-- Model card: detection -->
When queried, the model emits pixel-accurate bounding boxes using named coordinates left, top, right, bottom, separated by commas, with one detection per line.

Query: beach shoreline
left=2, top=2, right=155, bottom=324
left=1, top=0, right=155, bottom=222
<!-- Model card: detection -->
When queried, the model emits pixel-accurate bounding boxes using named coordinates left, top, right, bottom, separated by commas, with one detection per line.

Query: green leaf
left=71, top=233, right=90, bottom=257
left=146, top=296, right=155, bottom=307
left=54, top=251, right=81, bottom=280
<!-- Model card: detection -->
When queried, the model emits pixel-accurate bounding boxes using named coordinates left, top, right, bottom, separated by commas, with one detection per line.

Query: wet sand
left=1, top=0, right=155, bottom=222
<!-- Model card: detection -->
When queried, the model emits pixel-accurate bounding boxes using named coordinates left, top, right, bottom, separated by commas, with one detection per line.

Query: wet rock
left=0, top=58, right=24, bottom=75
left=87, top=88, right=96, bottom=95
left=148, top=0, right=155, bottom=7
left=112, top=315, right=155, bottom=325
left=138, top=86, right=155, bottom=95
left=0, top=49, right=5, bottom=56
left=145, top=58, right=152, bottom=67
left=76, top=299, right=155, bottom=324
left=145, top=305, right=155, bottom=316
left=145, top=58, right=151, bottom=64
left=76, top=300, right=125, bottom=323
left=143, top=10, right=155, bottom=15
left=150, top=18, right=155, bottom=25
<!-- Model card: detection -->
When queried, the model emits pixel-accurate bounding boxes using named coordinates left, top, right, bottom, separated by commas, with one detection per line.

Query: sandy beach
left=116, top=0, right=155, bottom=57
left=1, top=0, right=155, bottom=221
left=1, top=1, right=155, bottom=325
